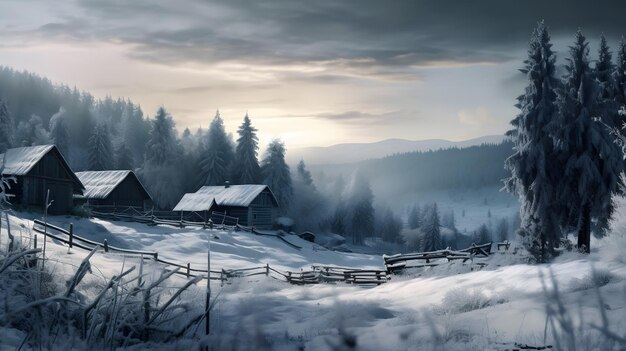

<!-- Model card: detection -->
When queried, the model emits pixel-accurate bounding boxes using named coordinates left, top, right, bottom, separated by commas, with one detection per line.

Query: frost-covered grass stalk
left=540, top=269, right=626, bottom=351
left=0, top=226, right=218, bottom=349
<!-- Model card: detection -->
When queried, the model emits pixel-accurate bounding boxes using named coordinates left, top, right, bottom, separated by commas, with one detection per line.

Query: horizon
left=2, top=1, right=625, bottom=148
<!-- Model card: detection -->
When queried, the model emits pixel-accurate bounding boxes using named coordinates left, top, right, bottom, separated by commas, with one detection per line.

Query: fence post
left=266, top=263, right=269, bottom=277
left=69, top=223, right=74, bottom=249
left=103, top=239, right=109, bottom=253
left=221, top=269, right=225, bottom=287
left=186, top=263, right=190, bottom=278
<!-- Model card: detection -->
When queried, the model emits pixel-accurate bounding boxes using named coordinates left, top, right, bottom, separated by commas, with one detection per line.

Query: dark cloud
left=8, top=0, right=626, bottom=81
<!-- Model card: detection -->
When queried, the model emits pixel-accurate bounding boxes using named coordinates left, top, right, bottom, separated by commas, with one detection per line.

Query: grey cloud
left=6, top=0, right=626, bottom=82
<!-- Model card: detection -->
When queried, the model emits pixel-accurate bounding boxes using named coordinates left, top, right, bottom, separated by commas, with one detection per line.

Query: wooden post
left=205, top=231, right=211, bottom=336
left=266, top=263, right=269, bottom=277
left=103, top=239, right=109, bottom=253
left=221, top=269, right=225, bottom=287
left=68, top=223, right=74, bottom=249
left=186, top=263, right=190, bottom=278
left=34, top=234, right=37, bottom=249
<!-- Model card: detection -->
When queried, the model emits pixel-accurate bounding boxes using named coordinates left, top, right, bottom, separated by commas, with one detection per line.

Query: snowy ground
left=1, top=203, right=626, bottom=350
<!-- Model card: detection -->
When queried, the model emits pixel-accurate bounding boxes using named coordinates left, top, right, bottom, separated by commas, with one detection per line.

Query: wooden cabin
left=0, top=145, right=84, bottom=214
left=173, top=184, right=279, bottom=229
left=75, top=170, right=153, bottom=212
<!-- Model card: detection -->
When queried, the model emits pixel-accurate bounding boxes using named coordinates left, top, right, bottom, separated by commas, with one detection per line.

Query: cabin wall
left=7, top=152, right=78, bottom=214
left=93, top=176, right=151, bottom=210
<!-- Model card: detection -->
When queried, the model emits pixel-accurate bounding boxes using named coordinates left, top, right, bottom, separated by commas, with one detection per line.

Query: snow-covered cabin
left=75, top=170, right=153, bottom=211
left=0, top=145, right=84, bottom=214
left=173, top=184, right=279, bottom=228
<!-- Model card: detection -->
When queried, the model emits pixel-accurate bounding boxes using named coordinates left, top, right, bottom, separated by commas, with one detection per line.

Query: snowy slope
left=2, top=208, right=625, bottom=350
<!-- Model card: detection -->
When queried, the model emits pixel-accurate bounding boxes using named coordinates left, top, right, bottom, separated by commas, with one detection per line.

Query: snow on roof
left=76, top=170, right=148, bottom=199
left=0, top=144, right=55, bottom=175
left=172, top=193, right=217, bottom=212
left=196, top=184, right=277, bottom=207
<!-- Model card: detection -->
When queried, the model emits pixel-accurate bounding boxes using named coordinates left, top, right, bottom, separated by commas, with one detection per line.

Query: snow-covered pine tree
left=141, top=107, right=183, bottom=209
left=296, top=160, right=315, bottom=189
left=0, top=100, right=13, bottom=153
left=261, top=139, right=293, bottom=212
left=496, top=218, right=509, bottom=242
left=475, top=224, right=492, bottom=245
left=555, top=30, right=624, bottom=252
left=380, top=207, right=402, bottom=243
left=504, top=21, right=561, bottom=262
left=115, top=141, right=134, bottom=170
left=49, top=107, right=69, bottom=157
left=232, top=114, right=261, bottom=184
left=420, top=203, right=442, bottom=252
left=144, top=107, right=178, bottom=167
left=200, top=110, right=235, bottom=186
left=614, top=37, right=626, bottom=119
left=347, top=172, right=374, bottom=245
left=408, top=204, right=422, bottom=229
left=88, top=122, right=113, bottom=171
left=596, top=35, right=620, bottom=130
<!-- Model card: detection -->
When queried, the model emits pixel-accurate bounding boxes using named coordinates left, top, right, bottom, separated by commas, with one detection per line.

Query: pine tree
left=380, top=207, right=402, bottom=243
left=496, top=218, right=509, bottom=242
left=200, top=110, right=235, bottom=186
left=232, top=114, right=261, bottom=184
left=261, top=139, right=293, bottom=211
left=0, top=100, right=13, bottom=153
left=596, top=35, right=620, bottom=129
left=614, top=37, right=626, bottom=115
left=115, top=142, right=134, bottom=170
left=504, top=21, right=561, bottom=262
left=49, top=108, right=69, bottom=157
left=296, top=160, right=314, bottom=188
left=347, top=172, right=374, bottom=245
left=88, top=122, right=113, bottom=171
left=555, top=30, right=624, bottom=252
left=141, top=107, right=183, bottom=209
left=476, top=224, right=492, bottom=245
left=408, top=204, right=422, bottom=229
left=420, top=203, right=442, bottom=252
left=145, top=107, right=177, bottom=166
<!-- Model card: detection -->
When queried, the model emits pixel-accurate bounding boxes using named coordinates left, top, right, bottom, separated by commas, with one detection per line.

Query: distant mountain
left=288, top=135, right=506, bottom=165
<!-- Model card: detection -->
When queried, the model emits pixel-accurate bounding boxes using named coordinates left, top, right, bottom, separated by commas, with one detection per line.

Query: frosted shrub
left=568, top=269, right=617, bottom=292
left=438, top=287, right=492, bottom=314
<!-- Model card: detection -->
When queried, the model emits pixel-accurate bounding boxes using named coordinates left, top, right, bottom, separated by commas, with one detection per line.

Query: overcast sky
left=1, top=0, right=625, bottom=148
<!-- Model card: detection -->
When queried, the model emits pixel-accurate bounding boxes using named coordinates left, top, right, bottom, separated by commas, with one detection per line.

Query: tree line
left=505, top=22, right=626, bottom=261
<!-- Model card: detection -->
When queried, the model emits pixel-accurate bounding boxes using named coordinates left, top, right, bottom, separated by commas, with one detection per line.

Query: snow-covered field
left=1, top=203, right=626, bottom=350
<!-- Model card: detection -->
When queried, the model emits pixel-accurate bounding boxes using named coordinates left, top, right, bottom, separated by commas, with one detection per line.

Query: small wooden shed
left=174, top=184, right=279, bottom=229
left=0, top=145, right=84, bottom=214
left=75, top=170, right=153, bottom=211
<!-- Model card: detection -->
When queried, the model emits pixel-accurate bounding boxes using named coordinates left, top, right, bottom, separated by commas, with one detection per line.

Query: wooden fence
left=383, top=242, right=493, bottom=273
left=30, top=219, right=385, bottom=286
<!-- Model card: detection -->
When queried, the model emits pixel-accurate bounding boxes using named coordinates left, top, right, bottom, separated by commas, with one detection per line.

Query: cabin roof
left=0, top=144, right=84, bottom=191
left=1, top=144, right=56, bottom=175
left=196, top=184, right=278, bottom=207
left=75, top=170, right=151, bottom=200
left=172, top=193, right=217, bottom=212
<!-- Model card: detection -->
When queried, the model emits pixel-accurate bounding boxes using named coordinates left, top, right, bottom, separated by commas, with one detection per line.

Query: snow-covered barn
left=75, top=170, right=153, bottom=211
left=173, top=184, right=279, bottom=228
left=0, top=145, right=84, bottom=214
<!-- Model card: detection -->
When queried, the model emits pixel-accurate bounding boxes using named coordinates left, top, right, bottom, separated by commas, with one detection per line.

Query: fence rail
left=30, top=219, right=381, bottom=286
left=383, top=242, right=493, bottom=273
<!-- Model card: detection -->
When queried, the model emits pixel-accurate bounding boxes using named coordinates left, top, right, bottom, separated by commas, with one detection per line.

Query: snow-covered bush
left=568, top=269, right=617, bottom=292
left=437, top=288, right=492, bottom=314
